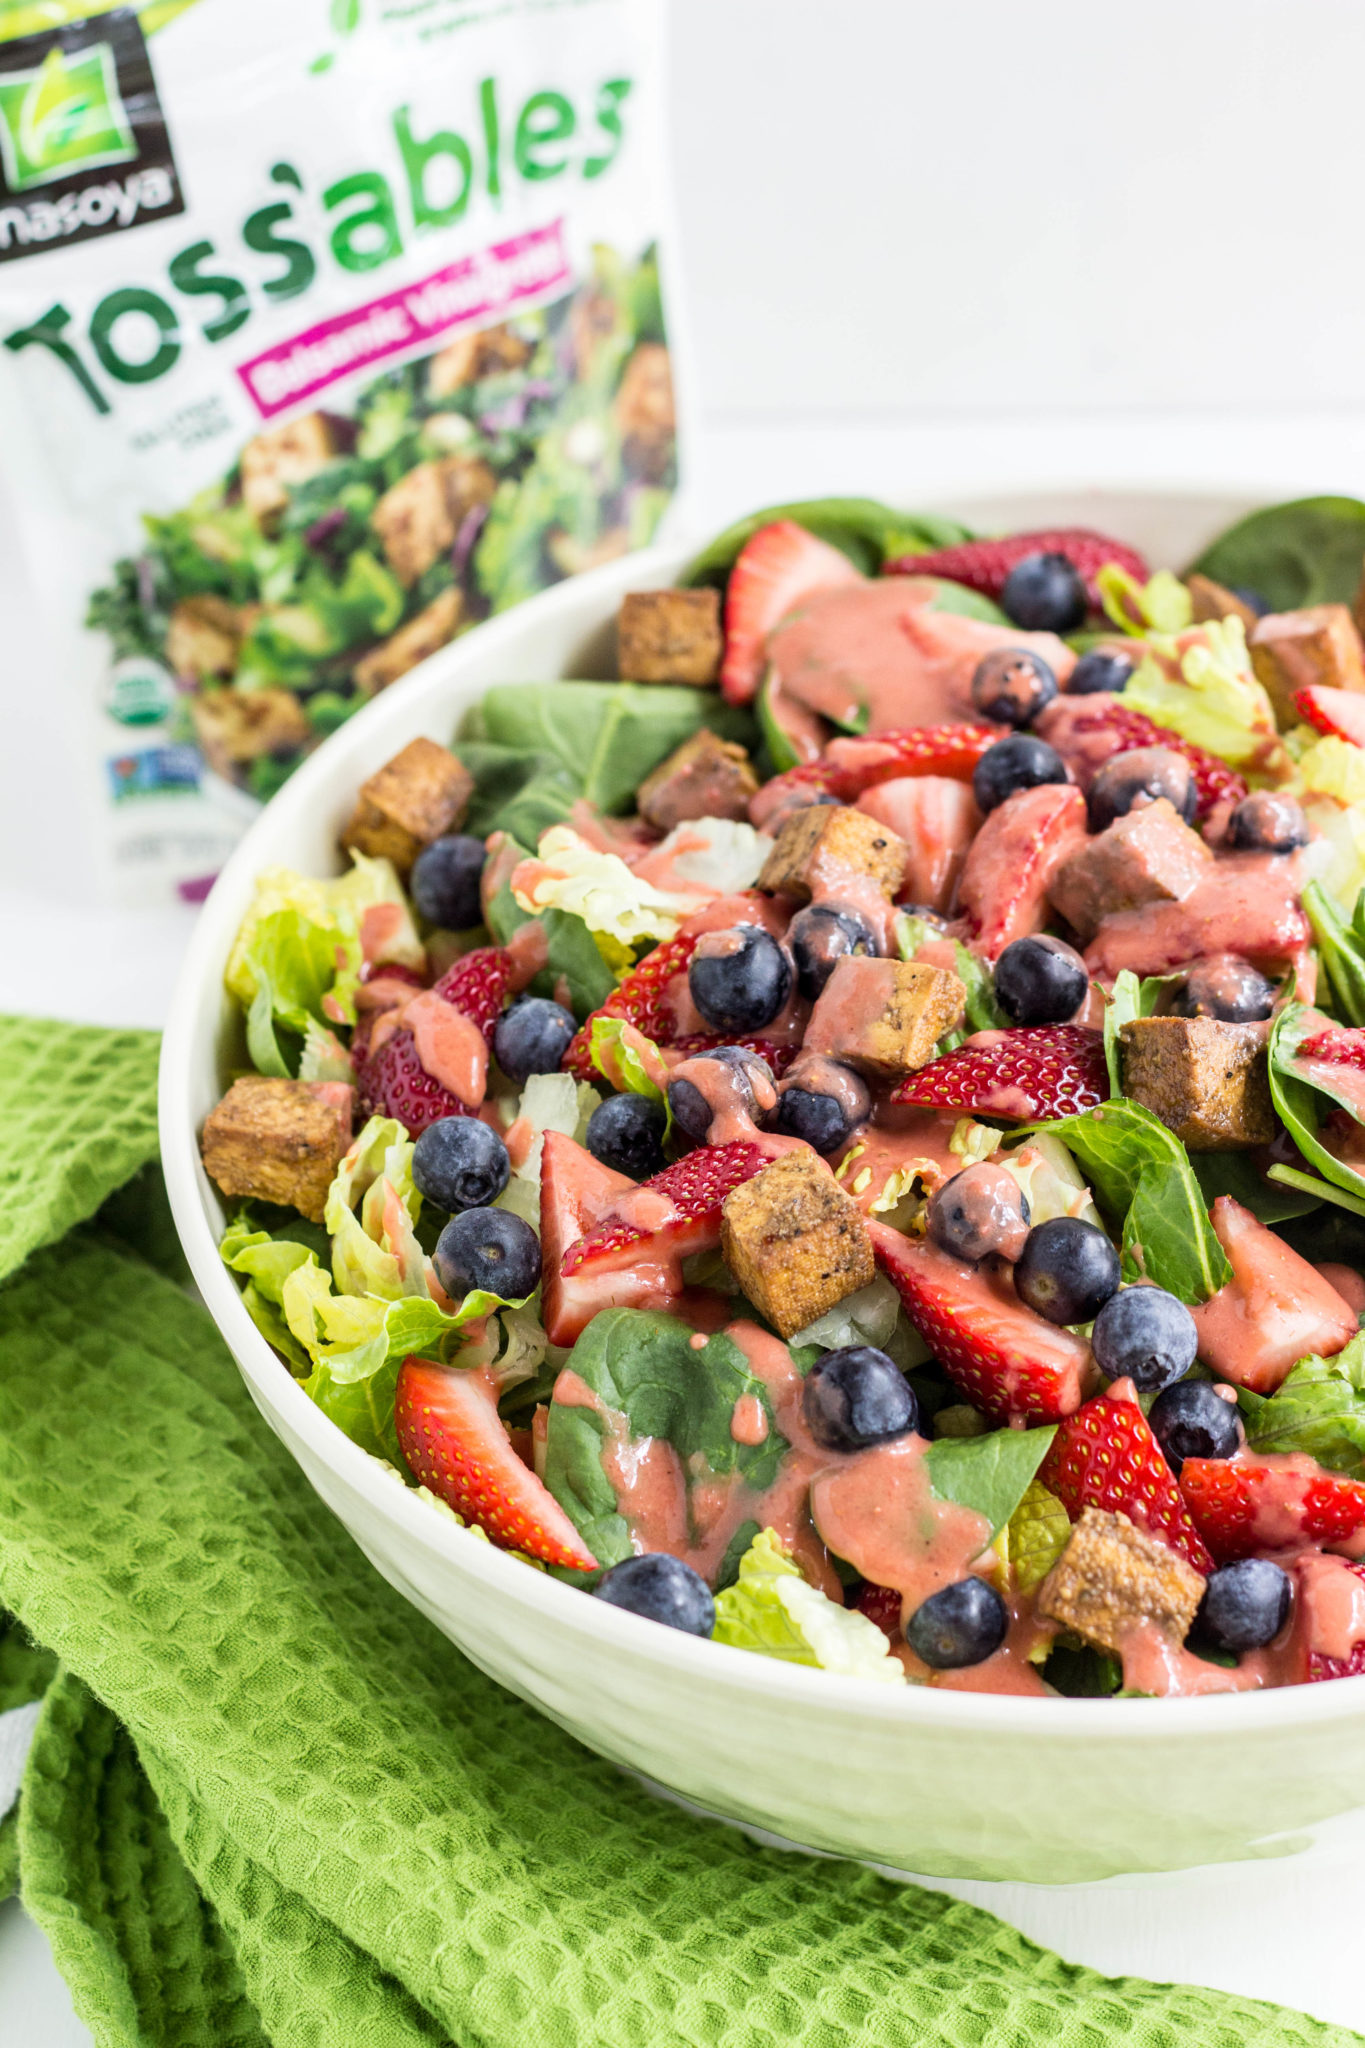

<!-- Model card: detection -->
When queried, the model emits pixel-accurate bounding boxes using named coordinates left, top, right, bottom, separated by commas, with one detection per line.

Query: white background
left=9, top=0, right=1365, bottom=2036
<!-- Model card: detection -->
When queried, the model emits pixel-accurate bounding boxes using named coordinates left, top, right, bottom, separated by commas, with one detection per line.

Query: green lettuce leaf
left=923, top=1424, right=1057, bottom=1541
left=542, top=1309, right=797, bottom=1583
left=1096, top=565, right=1193, bottom=635
left=712, top=1530, right=905, bottom=1682
left=999, top=1131, right=1103, bottom=1230
left=1102, top=970, right=1173, bottom=1096
left=1121, top=617, right=1283, bottom=772
left=1242, top=1329, right=1365, bottom=1476
left=325, top=1115, right=426, bottom=1300
left=1037, top=1100, right=1232, bottom=1304
left=589, top=1015, right=666, bottom=1102
left=1303, top=880, right=1365, bottom=1027
left=1267, top=1002, right=1365, bottom=1217
left=682, top=498, right=971, bottom=586
left=512, top=825, right=693, bottom=944
left=998, top=1479, right=1071, bottom=1592
left=1190, top=495, right=1365, bottom=611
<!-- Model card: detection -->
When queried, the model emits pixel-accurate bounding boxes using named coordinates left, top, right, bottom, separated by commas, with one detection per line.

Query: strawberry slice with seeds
left=357, top=1027, right=473, bottom=1135
left=870, top=1219, right=1092, bottom=1423
left=721, top=520, right=862, bottom=705
left=434, top=945, right=516, bottom=1047
left=670, top=1033, right=800, bottom=1077
left=1036, top=699, right=1246, bottom=820
left=395, top=1355, right=597, bottom=1569
left=1309, top=1561, right=1365, bottom=1681
left=1295, top=684, right=1365, bottom=749
left=540, top=1130, right=644, bottom=1346
left=957, top=782, right=1090, bottom=957
left=562, top=932, right=700, bottom=1082
left=1180, top=1456, right=1365, bottom=1565
left=1039, top=1385, right=1212, bottom=1573
left=1298, top=1023, right=1365, bottom=1069
left=854, top=1583, right=903, bottom=1641
left=883, top=528, right=1149, bottom=609
left=563, top=1139, right=767, bottom=1277
left=892, top=1025, right=1108, bottom=1120
left=750, top=725, right=999, bottom=829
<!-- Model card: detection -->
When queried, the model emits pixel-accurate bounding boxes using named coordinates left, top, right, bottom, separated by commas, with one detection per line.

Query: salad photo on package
left=201, top=490, right=1365, bottom=1702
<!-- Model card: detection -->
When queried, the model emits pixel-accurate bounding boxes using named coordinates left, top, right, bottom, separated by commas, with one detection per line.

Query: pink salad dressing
left=1083, top=850, right=1310, bottom=979
left=358, top=900, right=410, bottom=964
left=404, top=990, right=488, bottom=1108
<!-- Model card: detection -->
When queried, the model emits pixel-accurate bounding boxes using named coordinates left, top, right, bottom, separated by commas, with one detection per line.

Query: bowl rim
left=159, top=485, right=1365, bottom=1744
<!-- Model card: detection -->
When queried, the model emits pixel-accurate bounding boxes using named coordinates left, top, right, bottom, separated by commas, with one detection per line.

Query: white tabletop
left=7, top=418, right=1365, bottom=2038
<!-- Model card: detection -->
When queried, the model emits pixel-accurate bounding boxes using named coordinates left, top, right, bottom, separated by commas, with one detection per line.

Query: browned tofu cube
left=352, top=588, right=463, bottom=697
left=201, top=1076, right=353, bottom=1225
left=617, top=588, right=723, bottom=685
left=720, top=1149, right=874, bottom=1338
left=1250, top=604, right=1365, bottom=725
left=166, top=594, right=244, bottom=681
left=615, top=341, right=675, bottom=483
left=804, top=956, right=965, bottom=1079
left=239, top=413, right=336, bottom=529
left=339, top=737, right=473, bottom=873
left=1119, top=1015, right=1274, bottom=1150
left=1047, top=798, right=1211, bottom=943
left=190, top=687, right=311, bottom=781
left=637, top=729, right=759, bottom=830
left=759, top=803, right=907, bottom=902
left=371, top=458, right=495, bottom=588
left=1036, top=1507, right=1204, bottom=1656
left=427, top=322, right=531, bottom=397
left=1185, top=573, right=1262, bottom=635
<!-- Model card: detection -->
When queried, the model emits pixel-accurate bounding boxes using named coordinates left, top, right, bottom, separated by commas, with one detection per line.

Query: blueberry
left=1173, top=956, right=1275, bottom=1024
left=1015, top=1217, right=1121, bottom=1325
left=971, top=734, right=1070, bottom=814
left=1000, top=551, right=1088, bottom=634
left=1195, top=1559, right=1292, bottom=1653
left=666, top=1045, right=775, bottom=1145
left=1068, top=649, right=1134, bottom=696
left=774, top=1059, right=870, bottom=1156
left=1226, top=790, right=1310, bottom=854
left=969, top=647, right=1058, bottom=727
left=1091, top=1285, right=1198, bottom=1393
left=906, top=1577, right=1008, bottom=1669
left=926, top=1162, right=1031, bottom=1264
left=594, top=1552, right=715, bottom=1637
left=788, top=903, right=878, bottom=1001
left=432, top=1206, right=540, bottom=1300
left=994, top=935, right=1088, bottom=1027
left=586, top=1093, right=667, bottom=1180
left=1087, top=745, right=1197, bottom=831
left=410, top=834, right=486, bottom=930
left=802, top=1345, right=919, bottom=1452
left=688, top=924, right=793, bottom=1034
left=493, top=997, right=577, bottom=1084
left=412, top=1116, right=510, bottom=1212
left=1148, top=1379, right=1243, bottom=1474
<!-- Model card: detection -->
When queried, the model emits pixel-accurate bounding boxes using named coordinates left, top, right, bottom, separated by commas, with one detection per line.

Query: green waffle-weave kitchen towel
left=0, top=1015, right=1358, bottom=2048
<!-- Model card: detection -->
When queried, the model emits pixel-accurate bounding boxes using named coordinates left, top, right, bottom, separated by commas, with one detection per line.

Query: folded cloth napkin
left=0, top=1014, right=1357, bottom=2048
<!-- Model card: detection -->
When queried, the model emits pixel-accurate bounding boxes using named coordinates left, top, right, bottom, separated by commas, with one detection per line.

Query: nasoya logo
left=0, top=43, right=137, bottom=193
left=0, top=10, right=183, bottom=263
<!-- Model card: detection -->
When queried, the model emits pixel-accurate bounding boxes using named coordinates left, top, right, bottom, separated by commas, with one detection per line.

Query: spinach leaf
left=682, top=499, right=972, bottom=586
left=481, top=834, right=615, bottom=1020
left=542, top=1309, right=796, bottom=1584
left=1191, top=1151, right=1321, bottom=1224
left=1189, top=496, right=1365, bottom=611
left=927, top=580, right=1008, bottom=625
left=1243, top=1331, right=1365, bottom=1477
left=1102, top=970, right=1172, bottom=1096
left=465, top=682, right=756, bottom=818
left=923, top=1425, right=1057, bottom=1541
left=1267, top=1002, right=1365, bottom=1212
left=456, top=739, right=579, bottom=843
left=1038, top=1100, right=1232, bottom=1303
left=1303, top=880, right=1365, bottom=1028
left=1043, top=1641, right=1123, bottom=1697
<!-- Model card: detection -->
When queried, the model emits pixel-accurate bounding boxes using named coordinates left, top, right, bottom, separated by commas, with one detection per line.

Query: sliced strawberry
left=669, top=1033, right=800, bottom=1077
left=1180, top=1456, right=1365, bottom=1565
left=891, top=1024, right=1108, bottom=1121
left=1034, top=698, right=1247, bottom=820
left=857, top=776, right=980, bottom=916
left=957, top=781, right=1090, bottom=957
left=869, top=1218, right=1092, bottom=1423
left=395, top=1356, right=597, bottom=1569
left=721, top=520, right=862, bottom=705
left=357, top=1027, right=473, bottom=1135
left=750, top=724, right=999, bottom=830
left=1189, top=1196, right=1357, bottom=1395
left=882, top=528, right=1149, bottom=608
left=1298, top=1023, right=1365, bottom=1068
left=854, top=1582, right=903, bottom=1640
left=540, top=1130, right=640, bottom=1346
left=434, top=945, right=516, bottom=1047
left=1039, top=1384, right=1212, bottom=1574
left=563, top=1139, right=767, bottom=1277
left=561, top=932, right=700, bottom=1083
left=1309, top=1561, right=1365, bottom=1681
left=1295, top=684, right=1365, bottom=749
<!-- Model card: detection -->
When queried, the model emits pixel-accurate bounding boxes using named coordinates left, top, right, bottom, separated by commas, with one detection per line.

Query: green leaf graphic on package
left=0, top=42, right=134, bottom=189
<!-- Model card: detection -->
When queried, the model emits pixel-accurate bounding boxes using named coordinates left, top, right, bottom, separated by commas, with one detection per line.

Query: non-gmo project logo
left=0, top=10, right=185, bottom=264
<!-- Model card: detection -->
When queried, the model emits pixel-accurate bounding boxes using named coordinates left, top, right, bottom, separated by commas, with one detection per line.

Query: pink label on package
left=234, top=219, right=570, bottom=419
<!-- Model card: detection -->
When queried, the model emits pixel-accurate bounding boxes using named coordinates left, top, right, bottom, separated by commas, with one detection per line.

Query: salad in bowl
left=198, top=490, right=1365, bottom=1707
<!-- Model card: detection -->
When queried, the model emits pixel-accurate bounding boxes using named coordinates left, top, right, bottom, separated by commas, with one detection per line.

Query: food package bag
left=0, top=0, right=681, bottom=902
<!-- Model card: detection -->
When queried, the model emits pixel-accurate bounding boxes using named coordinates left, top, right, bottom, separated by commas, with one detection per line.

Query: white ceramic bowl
left=161, top=488, right=1365, bottom=1886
